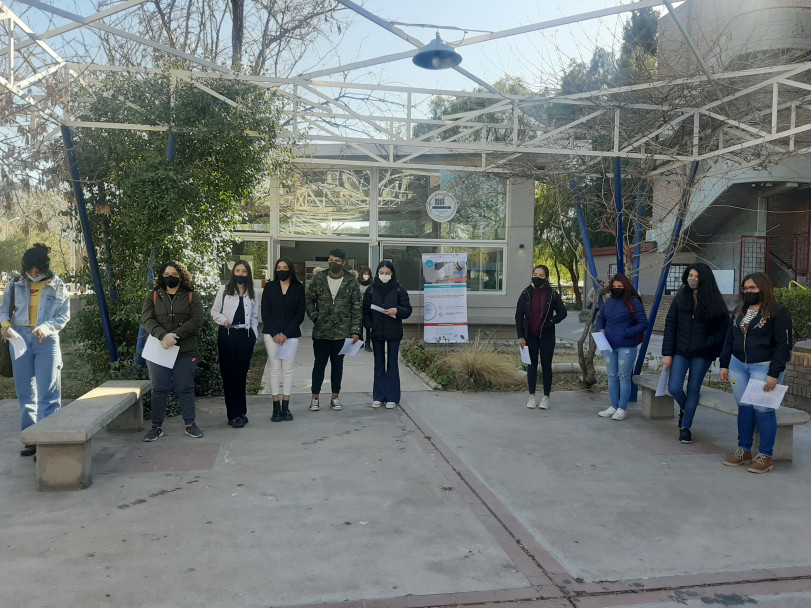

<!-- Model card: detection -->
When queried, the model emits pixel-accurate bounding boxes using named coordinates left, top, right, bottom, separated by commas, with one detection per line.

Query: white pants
left=262, top=335, right=299, bottom=396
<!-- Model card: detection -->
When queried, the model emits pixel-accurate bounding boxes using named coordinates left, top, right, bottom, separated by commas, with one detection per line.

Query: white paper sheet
left=273, top=339, right=297, bottom=360
left=519, top=345, right=532, bottom=365
left=370, top=304, right=388, bottom=314
left=338, top=337, right=363, bottom=357
left=590, top=332, right=613, bottom=352
left=655, top=368, right=669, bottom=397
left=6, top=328, right=26, bottom=359
left=142, top=334, right=180, bottom=369
left=740, top=379, right=788, bottom=409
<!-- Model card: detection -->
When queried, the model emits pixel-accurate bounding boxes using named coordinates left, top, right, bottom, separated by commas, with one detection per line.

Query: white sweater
left=210, top=286, right=259, bottom=335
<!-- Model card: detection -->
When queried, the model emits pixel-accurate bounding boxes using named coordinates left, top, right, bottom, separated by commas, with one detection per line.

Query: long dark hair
left=374, top=260, right=397, bottom=290
left=21, top=243, right=54, bottom=280
left=272, top=256, right=301, bottom=284
left=225, top=260, right=255, bottom=299
left=607, top=273, right=639, bottom=309
left=739, top=272, right=776, bottom=319
left=674, top=263, right=728, bottom=321
left=155, top=261, right=194, bottom=291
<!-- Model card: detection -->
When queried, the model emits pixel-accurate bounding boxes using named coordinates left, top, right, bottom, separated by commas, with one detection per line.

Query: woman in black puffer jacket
left=363, top=261, right=412, bottom=409
left=661, top=263, right=730, bottom=445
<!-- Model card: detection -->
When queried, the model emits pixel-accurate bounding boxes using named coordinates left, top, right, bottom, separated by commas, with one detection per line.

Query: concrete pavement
left=2, top=345, right=811, bottom=607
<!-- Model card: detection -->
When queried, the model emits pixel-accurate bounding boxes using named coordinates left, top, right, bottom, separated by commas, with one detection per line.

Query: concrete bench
left=633, top=374, right=809, bottom=461
left=20, top=380, right=151, bottom=490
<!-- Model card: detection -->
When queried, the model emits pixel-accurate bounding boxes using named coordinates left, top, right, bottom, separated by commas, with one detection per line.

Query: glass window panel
left=235, top=192, right=270, bottom=233
left=443, top=246, right=504, bottom=292
left=378, top=169, right=506, bottom=240
left=279, top=169, right=370, bottom=236
left=380, top=244, right=441, bottom=291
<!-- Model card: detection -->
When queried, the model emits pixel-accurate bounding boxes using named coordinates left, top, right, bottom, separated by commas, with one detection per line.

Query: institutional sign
left=426, top=190, right=458, bottom=223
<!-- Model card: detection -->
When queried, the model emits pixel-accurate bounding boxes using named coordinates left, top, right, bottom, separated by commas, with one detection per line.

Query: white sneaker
left=385, top=402, right=396, bottom=409
left=309, top=398, right=320, bottom=411
left=372, top=400, right=382, bottom=408
left=598, top=406, right=617, bottom=418
left=330, top=397, right=343, bottom=411
left=526, top=395, right=536, bottom=409
left=538, top=396, right=550, bottom=410
left=611, top=409, right=627, bottom=421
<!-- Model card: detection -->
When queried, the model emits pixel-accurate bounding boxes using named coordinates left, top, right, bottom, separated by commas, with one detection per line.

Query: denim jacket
left=0, top=274, right=71, bottom=337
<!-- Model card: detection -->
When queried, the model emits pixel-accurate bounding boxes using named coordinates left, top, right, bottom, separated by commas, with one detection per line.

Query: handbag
left=0, top=278, right=17, bottom=378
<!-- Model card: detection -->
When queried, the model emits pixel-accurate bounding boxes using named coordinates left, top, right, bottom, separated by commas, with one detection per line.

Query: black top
left=719, top=303, right=794, bottom=378
left=514, top=285, right=567, bottom=339
left=661, top=298, right=730, bottom=360
left=232, top=297, right=246, bottom=326
left=362, top=282, right=412, bottom=341
left=261, top=281, right=306, bottom=338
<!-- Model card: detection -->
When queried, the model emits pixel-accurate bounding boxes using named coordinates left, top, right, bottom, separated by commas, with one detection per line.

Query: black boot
left=271, top=400, right=283, bottom=422
left=364, top=338, right=372, bottom=352
left=281, top=399, right=293, bottom=421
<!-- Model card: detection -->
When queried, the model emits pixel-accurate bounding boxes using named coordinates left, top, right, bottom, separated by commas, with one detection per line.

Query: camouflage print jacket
left=305, top=269, right=362, bottom=341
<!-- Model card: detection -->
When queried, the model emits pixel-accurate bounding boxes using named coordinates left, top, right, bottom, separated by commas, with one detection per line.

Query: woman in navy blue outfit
left=596, top=274, right=648, bottom=421
left=362, top=261, right=412, bottom=409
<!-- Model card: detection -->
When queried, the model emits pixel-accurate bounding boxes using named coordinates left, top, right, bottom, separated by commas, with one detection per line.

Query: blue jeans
left=11, top=327, right=63, bottom=431
left=606, top=346, right=636, bottom=410
left=372, top=339, right=401, bottom=404
left=728, top=356, right=783, bottom=457
left=147, top=357, right=198, bottom=426
left=668, top=354, right=713, bottom=430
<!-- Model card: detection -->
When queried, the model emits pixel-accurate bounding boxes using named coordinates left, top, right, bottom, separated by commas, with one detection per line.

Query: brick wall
left=785, top=344, right=811, bottom=400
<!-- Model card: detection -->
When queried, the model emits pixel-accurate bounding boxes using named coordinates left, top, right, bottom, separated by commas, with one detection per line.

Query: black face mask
left=164, top=276, right=180, bottom=289
left=275, top=270, right=290, bottom=282
left=743, top=292, right=760, bottom=306
left=532, top=277, right=546, bottom=288
left=234, top=276, right=248, bottom=285
left=611, top=288, right=625, bottom=299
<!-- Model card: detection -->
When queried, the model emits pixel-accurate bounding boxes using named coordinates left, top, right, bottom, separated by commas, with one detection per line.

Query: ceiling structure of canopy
left=2, top=0, right=811, bottom=179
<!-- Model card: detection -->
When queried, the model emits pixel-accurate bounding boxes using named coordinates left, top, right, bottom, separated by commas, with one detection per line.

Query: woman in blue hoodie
left=597, top=274, right=649, bottom=421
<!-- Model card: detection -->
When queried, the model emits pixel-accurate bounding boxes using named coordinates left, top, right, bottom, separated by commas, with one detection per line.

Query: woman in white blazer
left=211, top=260, right=259, bottom=428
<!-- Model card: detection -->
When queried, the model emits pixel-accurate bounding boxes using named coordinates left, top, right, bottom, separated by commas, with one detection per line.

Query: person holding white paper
left=211, top=260, right=259, bottom=429
left=261, top=257, right=305, bottom=421
left=141, top=261, right=205, bottom=441
left=362, top=261, right=412, bottom=409
left=0, top=243, right=70, bottom=457
left=596, top=274, right=648, bottom=421
left=720, top=273, right=793, bottom=474
left=514, top=265, right=567, bottom=410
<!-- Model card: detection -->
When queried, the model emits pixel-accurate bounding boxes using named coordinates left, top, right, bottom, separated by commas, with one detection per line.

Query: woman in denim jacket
left=0, top=243, right=70, bottom=457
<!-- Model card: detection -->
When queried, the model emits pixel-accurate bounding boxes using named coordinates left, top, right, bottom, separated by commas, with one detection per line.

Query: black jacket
left=661, top=298, right=730, bottom=360
left=362, top=282, right=412, bottom=341
left=719, top=303, right=794, bottom=378
left=261, top=281, right=306, bottom=338
left=515, top=285, right=567, bottom=339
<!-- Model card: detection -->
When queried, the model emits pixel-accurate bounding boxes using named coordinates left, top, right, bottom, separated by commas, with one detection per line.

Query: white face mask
left=362, top=275, right=371, bottom=281
left=27, top=273, right=47, bottom=283
left=378, top=274, right=392, bottom=283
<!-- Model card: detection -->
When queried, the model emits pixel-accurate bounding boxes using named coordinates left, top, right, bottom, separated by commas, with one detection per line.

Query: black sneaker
left=20, top=444, right=37, bottom=456
left=185, top=423, right=204, bottom=438
left=230, top=417, right=245, bottom=428
left=679, top=428, right=692, bottom=444
left=143, top=426, right=164, bottom=442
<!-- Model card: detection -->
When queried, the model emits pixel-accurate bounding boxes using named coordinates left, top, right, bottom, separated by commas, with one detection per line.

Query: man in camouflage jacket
left=305, top=248, right=362, bottom=411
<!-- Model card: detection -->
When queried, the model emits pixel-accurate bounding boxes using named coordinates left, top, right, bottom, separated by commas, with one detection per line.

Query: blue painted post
left=632, top=162, right=700, bottom=391
left=614, top=157, right=625, bottom=275
left=571, top=180, right=600, bottom=293
left=633, top=185, right=644, bottom=291
left=62, top=125, right=118, bottom=364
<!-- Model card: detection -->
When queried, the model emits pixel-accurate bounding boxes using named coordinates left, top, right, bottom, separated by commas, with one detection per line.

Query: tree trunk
left=231, top=0, right=245, bottom=72
left=577, top=283, right=608, bottom=388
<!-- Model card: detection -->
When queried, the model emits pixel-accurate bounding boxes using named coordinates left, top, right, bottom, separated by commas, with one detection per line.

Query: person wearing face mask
left=515, top=264, right=567, bottom=410
left=362, top=261, right=412, bottom=409
left=358, top=267, right=374, bottom=351
left=661, top=263, right=730, bottom=444
left=305, top=248, right=362, bottom=412
left=720, top=273, right=793, bottom=474
left=596, top=274, right=648, bottom=421
left=141, top=260, right=205, bottom=441
left=211, top=261, right=259, bottom=428
left=0, top=243, right=70, bottom=457
left=261, top=257, right=305, bottom=422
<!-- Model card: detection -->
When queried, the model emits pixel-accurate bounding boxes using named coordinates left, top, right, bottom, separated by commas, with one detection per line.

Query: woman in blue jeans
left=597, top=274, right=648, bottom=421
left=720, top=273, right=793, bottom=474
left=661, top=263, right=730, bottom=444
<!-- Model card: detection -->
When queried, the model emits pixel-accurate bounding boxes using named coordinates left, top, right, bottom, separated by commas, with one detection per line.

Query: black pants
left=311, top=339, right=345, bottom=395
left=526, top=327, right=556, bottom=396
left=218, top=327, right=256, bottom=421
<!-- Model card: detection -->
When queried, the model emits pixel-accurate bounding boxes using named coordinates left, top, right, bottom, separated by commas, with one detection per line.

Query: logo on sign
left=426, top=190, right=457, bottom=223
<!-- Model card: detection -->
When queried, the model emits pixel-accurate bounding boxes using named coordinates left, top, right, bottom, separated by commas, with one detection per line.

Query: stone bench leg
left=638, top=388, right=675, bottom=420
left=754, top=425, right=794, bottom=462
left=105, top=397, right=144, bottom=433
left=35, top=440, right=92, bottom=491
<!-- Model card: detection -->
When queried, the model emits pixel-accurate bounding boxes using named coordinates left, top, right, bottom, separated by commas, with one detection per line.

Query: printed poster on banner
left=422, top=253, right=468, bottom=343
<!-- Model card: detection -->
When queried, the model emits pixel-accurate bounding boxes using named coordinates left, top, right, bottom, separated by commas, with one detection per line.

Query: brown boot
left=747, top=453, right=774, bottom=474
left=723, top=448, right=752, bottom=467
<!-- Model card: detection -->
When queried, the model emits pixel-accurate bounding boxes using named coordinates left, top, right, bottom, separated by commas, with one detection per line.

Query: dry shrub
left=446, top=338, right=524, bottom=391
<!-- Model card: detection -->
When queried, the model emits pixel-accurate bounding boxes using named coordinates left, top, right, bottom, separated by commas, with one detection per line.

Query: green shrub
left=776, top=288, right=811, bottom=342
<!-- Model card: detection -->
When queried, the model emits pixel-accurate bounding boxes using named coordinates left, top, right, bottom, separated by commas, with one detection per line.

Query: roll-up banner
left=422, top=253, right=468, bottom=343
